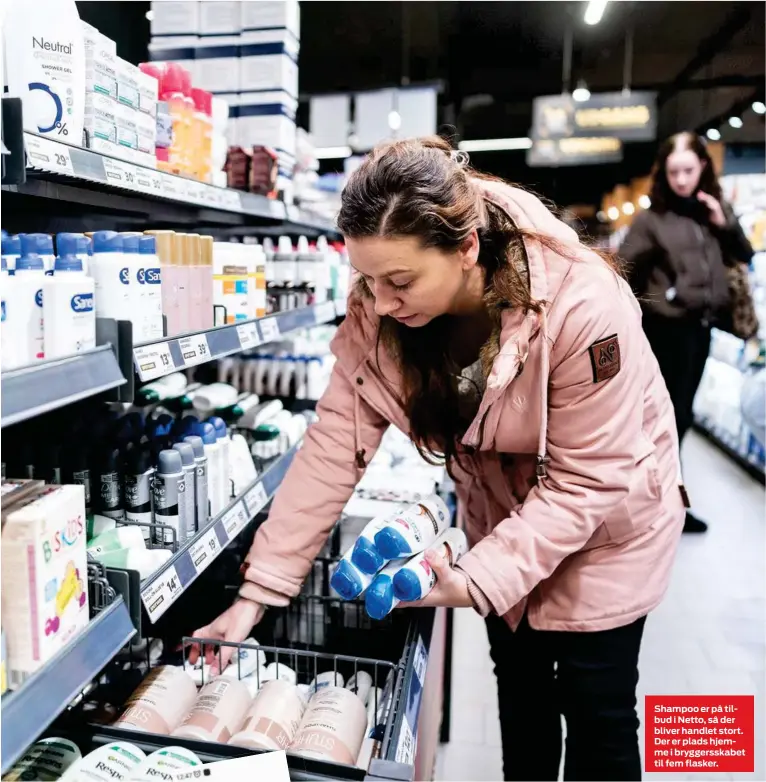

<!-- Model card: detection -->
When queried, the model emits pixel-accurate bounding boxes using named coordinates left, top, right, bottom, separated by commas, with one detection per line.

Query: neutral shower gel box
left=1, top=484, right=89, bottom=687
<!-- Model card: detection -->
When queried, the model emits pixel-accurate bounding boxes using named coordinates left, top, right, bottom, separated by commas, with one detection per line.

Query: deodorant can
left=183, top=435, right=209, bottom=530
left=172, top=442, right=197, bottom=541
left=152, top=449, right=184, bottom=546
left=95, top=447, right=124, bottom=521
left=124, top=445, right=155, bottom=542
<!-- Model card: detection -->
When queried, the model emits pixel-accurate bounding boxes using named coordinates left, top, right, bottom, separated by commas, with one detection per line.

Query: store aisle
left=435, top=430, right=765, bottom=781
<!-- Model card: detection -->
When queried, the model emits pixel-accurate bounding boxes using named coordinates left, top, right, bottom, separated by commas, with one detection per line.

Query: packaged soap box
left=1, top=484, right=89, bottom=687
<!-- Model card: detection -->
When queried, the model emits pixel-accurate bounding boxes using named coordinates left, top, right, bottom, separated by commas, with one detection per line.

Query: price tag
left=102, top=157, right=128, bottom=186
left=186, top=180, right=206, bottom=205
left=245, top=482, right=269, bottom=517
left=220, top=501, right=248, bottom=538
left=177, top=333, right=210, bottom=367
left=26, top=135, right=75, bottom=177
left=133, top=342, right=174, bottom=381
left=395, top=717, right=416, bottom=765
left=201, top=185, right=220, bottom=208
left=285, top=204, right=300, bottom=222
left=134, top=165, right=157, bottom=195
left=189, top=528, right=220, bottom=573
left=236, top=322, right=260, bottom=351
left=221, top=189, right=242, bottom=211
left=161, top=173, right=182, bottom=199
left=141, top=564, right=183, bottom=623
left=258, top=317, right=281, bottom=344
left=314, top=301, right=336, bottom=324
left=413, top=636, right=428, bottom=685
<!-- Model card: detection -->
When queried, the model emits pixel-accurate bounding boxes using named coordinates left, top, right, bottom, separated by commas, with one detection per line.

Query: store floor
left=435, top=430, right=765, bottom=781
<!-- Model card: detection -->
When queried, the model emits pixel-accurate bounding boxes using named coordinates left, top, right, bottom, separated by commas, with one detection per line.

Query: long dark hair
left=649, top=132, right=723, bottom=212
left=337, top=136, right=617, bottom=466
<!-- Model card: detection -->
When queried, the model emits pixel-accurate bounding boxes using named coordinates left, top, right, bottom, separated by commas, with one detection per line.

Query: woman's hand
left=697, top=191, right=727, bottom=228
left=187, top=598, right=265, bottom=675
left=404, top=549, right=474, bottom=609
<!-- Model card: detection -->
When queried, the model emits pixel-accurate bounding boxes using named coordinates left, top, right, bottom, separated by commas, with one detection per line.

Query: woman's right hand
left=188, top=598, right=265, bottom=675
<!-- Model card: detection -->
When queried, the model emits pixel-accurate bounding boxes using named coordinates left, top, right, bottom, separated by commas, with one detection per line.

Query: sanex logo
left=119, top=268, right=130, bottom=284
left=35, top=289, right=43, bottom=307
left=145, top=268, right=161, bottom=284
left=137, top=268, right=146, bottom=284
left=71, top=293, right=95, bottom=313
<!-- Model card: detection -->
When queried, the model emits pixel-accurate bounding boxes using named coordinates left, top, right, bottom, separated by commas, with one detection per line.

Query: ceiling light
left=607, top=206, right=620, bottom=221
left=457, top=137, right=533, bottom=152
left=706, top=128, right=721, bottom=141
left=145, top=10, right=154, bottom=21
left=572, top=81, right=591, bottom=103
left=584, top=0, right=609, bottom=25
left=752, top=101, right=766, bottom=115
left=596, top=211, right=607, bottom=222
left=388, top=110, right=402, bottom=131
left=638, top=195, right=651, bottom=209
left=728, top=116, right=743, bottom=129
left=315, top=146, right=352, bottom=159
left=622, top=202, right=635, bottom=216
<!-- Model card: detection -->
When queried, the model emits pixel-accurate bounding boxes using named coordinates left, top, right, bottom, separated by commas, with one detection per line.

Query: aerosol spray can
left=95, top=446, right=124, bottom=521
left=124, top=444, right=155, bottom=542
left=152, top=449, right=185, bottom=546
left=172, top=441, right=197, bottom=542
left=184, top=434, right=209, bottom=530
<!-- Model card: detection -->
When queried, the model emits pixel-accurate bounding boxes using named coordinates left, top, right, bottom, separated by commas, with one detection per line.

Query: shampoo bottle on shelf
left=199, top=235, right=214, bottom=328
left=138, top=235, right=164, bottom=341
left=121, top=233, right=146, bottom=341
left=42, top=235, right=96, bottom=359
left=26, top=233, right=55, bottom=273
left=1, top=233, right=21, bottom=272
left=174, top=233, right=191, bottom=334
left=144, top=230, right=176, bottom=337
left=91, top=230, right=130, bottom=324
left=12, top=238, right=47, bottom=364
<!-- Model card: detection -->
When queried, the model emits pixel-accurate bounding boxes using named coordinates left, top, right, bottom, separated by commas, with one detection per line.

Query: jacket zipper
left=694, top=223, right=712, bottom=319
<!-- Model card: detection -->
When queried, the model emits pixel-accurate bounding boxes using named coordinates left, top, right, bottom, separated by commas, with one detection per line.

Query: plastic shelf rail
left=132, top=301, right=337, bottom=382
left=140, top=443, right=300, bottom=624
left=2, top=132, right=338, bottom=235
left=0, top=599, right=135, bottom=774
left=0, top=344, right=127, bottom=428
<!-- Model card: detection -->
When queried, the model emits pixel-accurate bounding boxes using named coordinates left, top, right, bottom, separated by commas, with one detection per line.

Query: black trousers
left=486, top=613, right=646, bottom=782
left=641, top=311, right=712, bottom=444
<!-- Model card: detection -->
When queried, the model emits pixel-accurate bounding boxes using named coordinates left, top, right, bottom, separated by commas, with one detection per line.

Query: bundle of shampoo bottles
left=330, top=496, right=468, bottom=619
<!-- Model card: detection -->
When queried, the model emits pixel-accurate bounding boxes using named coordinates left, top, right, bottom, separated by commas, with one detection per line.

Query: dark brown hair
left=650, top=132, right=723, bottom=212
left=337, top=135, right=615, bottom=467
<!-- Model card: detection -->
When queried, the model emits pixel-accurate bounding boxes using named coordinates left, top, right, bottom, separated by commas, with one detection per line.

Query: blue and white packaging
left=239, top=29, right=299, bottom=97
left=11, top=238, right=47, bottom=364
left=138, top=236, right=163, bottom=341
left=1, top=233, right=21, bottom=272
left=194, top=36, right=240, bottom=93
left=90, top=230, right=130, bottom=322
left=240, top=0, right=300, bottom=40
left=235, top=91, right=297, bottom=163
left=392, top=528, right=468, bottom=602
left=364, top=559, right=407, bottom=621
left=373, top=496, right=450, bottom=560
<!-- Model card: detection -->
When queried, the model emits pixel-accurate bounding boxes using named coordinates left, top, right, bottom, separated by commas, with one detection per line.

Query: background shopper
left=192, top=137, right=687, bottom=781
left=620, top=132, right=754, bottom=533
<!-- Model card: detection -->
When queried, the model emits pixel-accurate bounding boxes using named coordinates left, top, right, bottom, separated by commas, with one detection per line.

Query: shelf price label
left=178, top=334, right=210, bottom=367
left=161, top=173, right=182, bottom=199
left=134, top=342, right=174, bottom=381
left=189, top=528, right=220, bottom=573
left=221, top=189, right=243, bottom=211
left=258, top=317, right=281, bottom=344
left=245, top=482, right=269, bottom=517
left=141, top=564, right=183, bottom=623
left=236, top=322, right=260, bottom=351
left=26, top=135, right=75, bottom=177
left=221, top=501, right=249, bottom=539
left=314, top=301, right=336, bottom=324
left=134, top=166, right=157, bottom=195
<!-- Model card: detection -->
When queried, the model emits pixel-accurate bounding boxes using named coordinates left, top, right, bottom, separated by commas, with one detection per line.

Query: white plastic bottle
left=201, top=422, right=222, bottom=516
left=1, top=257, right=21, bottom=370
left=42, top=236, right=96, bottom=359
left=127, top=747, right=202, bottom=781
left=138, top=235, right=163, bottom=341
left=3, top=0, right=86, bottom=143
left=209, top=416, right=231, bottom=509
left=228, top=679, right=305, bottom=751
left=173, top=677, right=252, bottom=744
left=372, top=495, right=451, bottom=560
left=1, top=233, right=21, bottom=272
left=12, top=237, right=47, bottom=364
left=76, top=234, right=91, bottom=275
left=345, top=504, right=408, bottom=578
left=25, top=233, right=55, bottom=274
left=59, top=742, right=146, bottom=781
left=90, top=231, right=130, bottom=324
left=121, top=233, right=146, bottom=341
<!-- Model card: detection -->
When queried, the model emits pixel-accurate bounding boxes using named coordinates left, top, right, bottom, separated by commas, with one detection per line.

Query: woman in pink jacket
left=194, top=137, right=686, bottom=780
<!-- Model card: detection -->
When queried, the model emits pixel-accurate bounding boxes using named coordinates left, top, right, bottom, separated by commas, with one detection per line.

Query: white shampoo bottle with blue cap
left=91, top=230, right=129, bottom=323
left=43, top=234, right=95, bottom=359
left=392, top=528, right=468, bottom=602
left=139, top=235, right=163, bottom=341
left=372, top=496, right=450, bottom=561
left=12, top=236, right=47, bottom=364
left=349, top=503, right=408, bottom=576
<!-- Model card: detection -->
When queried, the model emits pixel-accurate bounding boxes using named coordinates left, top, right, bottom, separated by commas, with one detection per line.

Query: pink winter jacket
left=241, top=180, right=687, bottom=632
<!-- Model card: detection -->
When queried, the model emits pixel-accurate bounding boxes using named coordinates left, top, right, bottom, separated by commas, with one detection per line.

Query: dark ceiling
left=79, top=1, right=765, bottom=207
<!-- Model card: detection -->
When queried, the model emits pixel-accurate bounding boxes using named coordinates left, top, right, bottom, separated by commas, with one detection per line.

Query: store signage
left=526, top=136, right=623, bottom=167
left=532, top=91, right=657, bottom=142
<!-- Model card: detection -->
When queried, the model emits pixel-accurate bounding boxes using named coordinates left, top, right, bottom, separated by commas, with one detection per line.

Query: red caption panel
left=645, top=696, right=755, bottom=773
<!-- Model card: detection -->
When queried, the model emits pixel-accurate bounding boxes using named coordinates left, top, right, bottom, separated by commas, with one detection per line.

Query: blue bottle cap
left=1, top=256, right=6, bottom=271
left=201, top=422, right=217, bottom=445
left=209, top=416, right=227, bottom=440
left=2, top=234, right=21, bottom=256
left=15, top=253, right=44, bottom=271
left=139, top=236, right=156, bottom=254
left=393, top=567, right=425, bottom=602
left=121, top=233, right=141, bottom=253
left=351, top=536, right=387, bottom=575
left=53, top=255, right=83, bottom=272
left=55, top=233, right=80, bottom=258
left=19, top=234, right=43, bottom=259
left=365, top=575, right=396, bottom=620
left=183, top=435, right=205, bottom=459
left=374, top=526, right=412, bottom=560
left=330, top=559, right=366, bottom=601
left=81, top=236, right=93, bottom=256
left=92, top=231, right=123, bottom=253
left=27, top=233, right=53, bottom=255
left=172, top=441, right=195, bottom=467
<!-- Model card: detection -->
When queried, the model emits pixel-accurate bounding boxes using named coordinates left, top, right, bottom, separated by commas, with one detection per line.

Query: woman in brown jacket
left=620, top=132, right=753, bottom=533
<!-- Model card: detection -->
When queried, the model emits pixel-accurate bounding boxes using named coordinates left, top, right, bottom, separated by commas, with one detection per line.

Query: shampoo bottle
left=393, top=528, right=469, bottom=602
left=372, top=495, right=451, bottom=560
left=12, top=239, right=47, bottom=363
left=172, top=677, right=252, bottom=744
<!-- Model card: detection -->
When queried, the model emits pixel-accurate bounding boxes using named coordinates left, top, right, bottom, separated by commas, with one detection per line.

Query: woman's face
left=665, top=148, right=705, bottom=198
left=345, top=233, right=480, bottom=327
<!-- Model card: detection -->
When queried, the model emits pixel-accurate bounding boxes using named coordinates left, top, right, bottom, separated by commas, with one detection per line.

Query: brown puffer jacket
left=620, top=202, right=753, bottom=322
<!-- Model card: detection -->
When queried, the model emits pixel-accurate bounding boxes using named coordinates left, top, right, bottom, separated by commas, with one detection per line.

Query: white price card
left=185, top=180, right=206, bottom=205
left=245, top=482, right=269, bottom=516
left=258, top=317, right=281, bottom=344
left=314, top=301, right=336, bottom=324
left=161, top=173, right=182, bottom=199
left=103, top=158, right=137, bottom=189
left=134, top=165, right=157, bottom=195
left=220, top=188, right=242, bottom=211
left=26, top=135, right=75, bottom=177
left=189, top=529, right=219, bottom=573
left=395, top=717, right=416, bottom=765
left=133, top=342, right=174, bottom=381
left=141, top=564, right=182, bottom=622
left=171, top=750, right=290, bottom=781
left=285, top=204, right=300, bottom=222
left=177, top=333, right=210, bottom=367
left=220, top=501, right=248, bottom=538
left=201, top=185, right=220, bottom=208
left=413, top=636, right=428, bottom=684
left=236, top=322, right=260, bottom=351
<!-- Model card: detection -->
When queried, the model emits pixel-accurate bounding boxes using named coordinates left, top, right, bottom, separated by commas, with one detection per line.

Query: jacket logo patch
left=589, top=334, right=621, bottom=383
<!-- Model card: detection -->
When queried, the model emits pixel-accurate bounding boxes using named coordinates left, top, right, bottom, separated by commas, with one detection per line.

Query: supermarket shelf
left=133, top=301, right=338, bottom=382
left=0, top=598, right=135, bottom=774
left=693, top=419, right=766, bottom=485
left=1, top=345, right=127, bottom=428
left=140, top=442, right=301, bottom=623
left=1, top=132, right=338, bottom=235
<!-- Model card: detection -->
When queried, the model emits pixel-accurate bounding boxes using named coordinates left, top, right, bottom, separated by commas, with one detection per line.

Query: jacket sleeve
left=457, top=264, right=648, bottom=617
left=619, top=211, right=658, bottom=292
left=239, top=352, right=389, bottom=606
left=714, top=202, right=754, bottom=266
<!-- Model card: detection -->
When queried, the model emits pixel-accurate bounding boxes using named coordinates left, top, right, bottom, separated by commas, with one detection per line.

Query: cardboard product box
left=239, top=29, right=299, bottom=98
left=193, top=37, right=240, bottom=94
left=150, top=0, right=199, bottom=37
left=240, top=0, right=300, bottom=40
left=199, top=1, right=241, bottom=35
